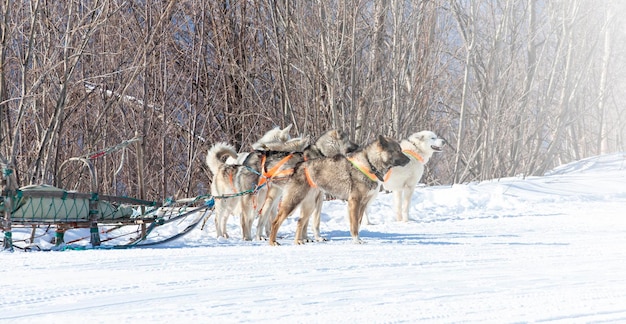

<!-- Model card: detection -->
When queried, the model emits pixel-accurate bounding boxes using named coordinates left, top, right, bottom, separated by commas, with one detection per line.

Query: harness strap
left=304, top=166, right=317, bottom=188
left=403, top=149, right=424, bottom=163
left=228, top=169, right=237, bottom=193
left=257, top=153, right=294, bottom=187
left=347, top=157, right=380, bottom=182
left=382, top=150, right=423, bottom=181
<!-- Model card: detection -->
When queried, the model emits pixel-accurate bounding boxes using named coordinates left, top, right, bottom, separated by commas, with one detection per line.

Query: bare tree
left=0, top=0, right=623, bottom=201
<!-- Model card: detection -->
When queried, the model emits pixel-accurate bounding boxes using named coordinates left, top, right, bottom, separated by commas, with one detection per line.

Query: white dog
left=379, top=131, right=445, bottom=222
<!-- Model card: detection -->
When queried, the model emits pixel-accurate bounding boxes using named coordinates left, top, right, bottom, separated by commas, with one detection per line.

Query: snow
left=2, top=153, right=626, bottom=323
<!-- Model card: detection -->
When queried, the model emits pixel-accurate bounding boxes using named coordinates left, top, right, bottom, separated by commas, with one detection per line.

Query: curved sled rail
left=57, top=157, right=99, bottom=193
left=56, top=157, right=102, bottom=246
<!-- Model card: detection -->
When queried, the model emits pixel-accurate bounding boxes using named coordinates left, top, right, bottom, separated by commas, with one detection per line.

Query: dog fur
left=269, top=135, right=410, bottom=246
left=237, top=129, right=358, bottom=241
left=206, top=125, right=304, bottom=239
left=205, top=142, right=241, bottom=239
left=380, top=130, right=445, bottom=222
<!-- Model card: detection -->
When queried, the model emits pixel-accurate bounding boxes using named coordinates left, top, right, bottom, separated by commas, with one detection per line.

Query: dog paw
left=295, top=240, right=306, bottom=245
left=315, top=237, right=328, bottom=242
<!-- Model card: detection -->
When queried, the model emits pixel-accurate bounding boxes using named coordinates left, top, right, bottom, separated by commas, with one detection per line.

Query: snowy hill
left=2, top=153, right=626, bottom=323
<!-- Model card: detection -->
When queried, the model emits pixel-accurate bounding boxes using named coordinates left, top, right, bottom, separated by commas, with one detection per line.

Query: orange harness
left=383, top=150, right=424, bottom=180
left=304, top=165, right=317, bottom=188
left=402, top=149, right=424, bottom=163
left=254, top=153, right=295, bottom=215
left=257, top=153, right=295, bottom=187
left=227, top=169, right=237, bottom=193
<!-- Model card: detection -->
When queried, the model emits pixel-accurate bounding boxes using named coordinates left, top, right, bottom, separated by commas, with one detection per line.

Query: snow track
left=1, top=153, right=626, bottom=323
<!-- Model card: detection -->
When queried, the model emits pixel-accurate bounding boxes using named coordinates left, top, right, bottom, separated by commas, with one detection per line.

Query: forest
left=0, top=0, right=624, bottom=201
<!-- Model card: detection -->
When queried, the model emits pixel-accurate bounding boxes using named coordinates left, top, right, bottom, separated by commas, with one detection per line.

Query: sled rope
left=210, top=183, right=266, bottom=200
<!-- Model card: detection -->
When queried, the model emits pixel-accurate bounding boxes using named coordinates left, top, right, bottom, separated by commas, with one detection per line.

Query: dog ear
left=378, top=135, right=388, bottom=146
left=280, top=124, right=293, bottom=140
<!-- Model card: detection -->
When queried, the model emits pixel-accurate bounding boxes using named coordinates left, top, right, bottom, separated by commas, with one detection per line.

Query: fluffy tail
left=206, top=142, right=238, bottom=175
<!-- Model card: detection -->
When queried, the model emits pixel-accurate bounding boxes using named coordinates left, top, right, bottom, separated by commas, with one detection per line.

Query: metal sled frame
left=1, top=156, right=212, bottom=251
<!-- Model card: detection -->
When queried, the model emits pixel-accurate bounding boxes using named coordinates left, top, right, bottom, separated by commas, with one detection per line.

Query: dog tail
left=206, top=142, right=238, bottom=175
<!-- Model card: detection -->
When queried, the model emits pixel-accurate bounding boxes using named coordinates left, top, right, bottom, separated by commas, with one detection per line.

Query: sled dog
left=206, top=125, right=306, bottom=239
left=269, top=135, right=410, bottom=246
left=379, top=130, right=445, bottom=222
left=224, top=124, right=305, bottom=165
left=237, top=129, right=358, bottom=241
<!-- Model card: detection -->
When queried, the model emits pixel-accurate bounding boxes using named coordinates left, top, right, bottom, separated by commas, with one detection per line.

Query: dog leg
left=270, top=183, right=312, bottom=245
left=240, top=208, right=254, bottom=241
left=300, top=192, right=324, bottom=242
left=348, top=196, right=363, bottom=244
left=214, top=214, right=222, bottom=238
left=240, top=213, right=249, bottom=240
left=263, top=204, right=278, bottom=239
left=295, top=198, right=316, bottom=245
left=269, top=210, right=288, bottom=246
left=361, top=209, right=371, bottom=226
left=215, top=211, right=229, bottom=239
left=401, top=187, right=412, bottom=222
left=393, top=190, right=403, bottom=222
left=214, top=202, right=230, bottom=239
left=255, top=211, right=268, bottom=241
left=256, top=187, right=279, bottom=240
left=256, top=204, right=275, bottom=241
left=311, top=193, right=327, bottom=242
left=297, top=208, right=310, bottom=243
left=269, top=200, right=296, bottom=246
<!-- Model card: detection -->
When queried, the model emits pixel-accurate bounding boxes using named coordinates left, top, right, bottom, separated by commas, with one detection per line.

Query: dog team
left=206, top=125, right=445, bottom=245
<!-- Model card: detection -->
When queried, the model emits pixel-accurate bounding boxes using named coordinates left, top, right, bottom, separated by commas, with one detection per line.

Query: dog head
left=261, top=136, right=311, bottom=152
left=407, top=131, right=446, bottom=156
left=377, top=135, right=410, bottom=169
left=251, top=124, right=294, bottom=150
left=314, top=129, right=359, bottom=157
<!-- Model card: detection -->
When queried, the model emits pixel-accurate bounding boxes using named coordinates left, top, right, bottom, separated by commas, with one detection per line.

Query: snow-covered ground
left=2, top=153, right=626, bottom=323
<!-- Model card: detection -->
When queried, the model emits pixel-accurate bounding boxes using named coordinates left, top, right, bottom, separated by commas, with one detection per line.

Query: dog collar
left=403, top=149, right=424, bottom=163
left=347, top=157, right=382, bottom=182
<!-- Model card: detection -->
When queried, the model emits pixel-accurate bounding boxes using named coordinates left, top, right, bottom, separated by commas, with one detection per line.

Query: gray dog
left=269, top=135, right=410, bottom=245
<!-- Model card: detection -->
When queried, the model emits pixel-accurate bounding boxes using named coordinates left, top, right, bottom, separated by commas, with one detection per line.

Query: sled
left=1, top=140, right=214, bottom=251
